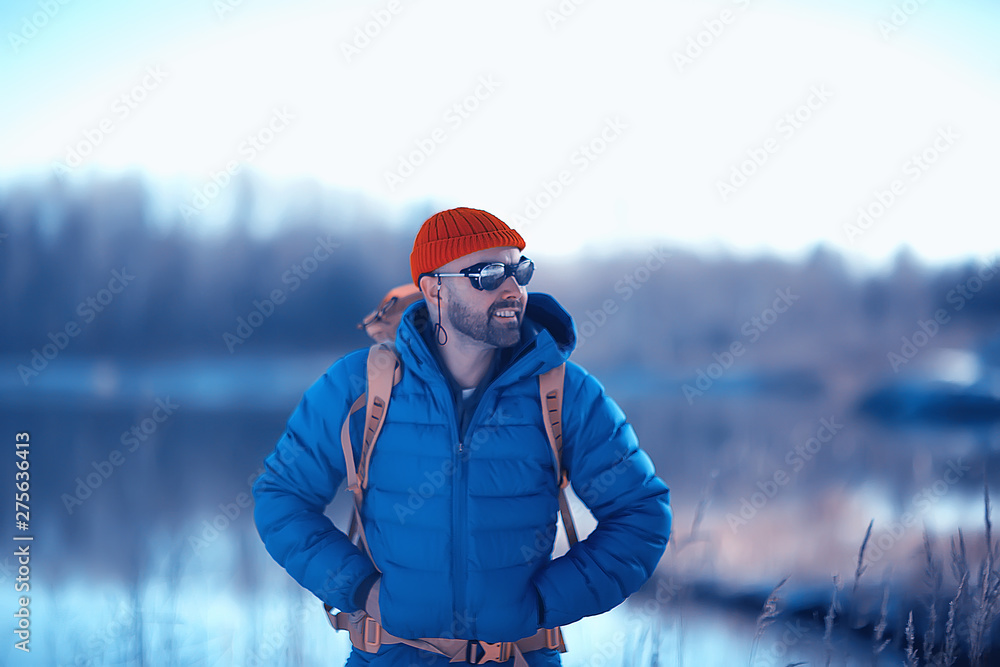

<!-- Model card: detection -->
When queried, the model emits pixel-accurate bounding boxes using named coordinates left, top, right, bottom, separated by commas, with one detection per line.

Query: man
left=253, top=207, right=672, bottom=666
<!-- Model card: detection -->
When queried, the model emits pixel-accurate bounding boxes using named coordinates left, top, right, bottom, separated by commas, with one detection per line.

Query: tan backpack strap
left=558, top=487, right=578, bottom=547
left=340, top=344, right=400, bottom=570
left=342, top=344, right=402, bottom=570
left=539, top=363, right=578, bottom=547
left=340, top=391, right=379, bottom=566
left=539, top=364, right=565, bottom=483
left=358, top=344, right=401, bottom=490
left=341, top=392, right=368, bottom=506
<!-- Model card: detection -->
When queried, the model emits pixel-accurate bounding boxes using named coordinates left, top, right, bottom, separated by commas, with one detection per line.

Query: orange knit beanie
left=409, top=207, right=525, bottom=287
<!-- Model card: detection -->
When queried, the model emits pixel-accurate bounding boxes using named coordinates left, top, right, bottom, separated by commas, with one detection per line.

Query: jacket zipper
left=439, top=355, right=542, bottom=638
left=456, top=383, right=515, bottom=639
left=451, top=425, right=465, bottom=636
left=446, top=385, right=470, bottom=638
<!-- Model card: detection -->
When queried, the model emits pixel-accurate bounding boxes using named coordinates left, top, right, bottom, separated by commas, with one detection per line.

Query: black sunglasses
left=423, top=257, right=534, bottom=291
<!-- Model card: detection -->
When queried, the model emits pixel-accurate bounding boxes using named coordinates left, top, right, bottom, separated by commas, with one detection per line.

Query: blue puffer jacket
left=253, top=292, right=672, bottom=666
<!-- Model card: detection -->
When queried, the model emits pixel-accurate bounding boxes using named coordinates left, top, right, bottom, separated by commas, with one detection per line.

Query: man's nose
left=498, top=274, right=523, bottom=297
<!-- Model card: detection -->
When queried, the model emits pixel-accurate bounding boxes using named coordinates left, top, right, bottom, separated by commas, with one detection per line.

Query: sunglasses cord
left=434, top=275, right=448, bottom=346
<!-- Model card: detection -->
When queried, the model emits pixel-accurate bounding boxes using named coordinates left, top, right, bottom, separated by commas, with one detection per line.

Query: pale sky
left=1, top=0, right=998, bottom=267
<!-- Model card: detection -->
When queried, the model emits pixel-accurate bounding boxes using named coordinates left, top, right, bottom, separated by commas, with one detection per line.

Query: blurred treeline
left=2, top=174, right=998, bottom=369
left=0, top=174, right=428, bottom=357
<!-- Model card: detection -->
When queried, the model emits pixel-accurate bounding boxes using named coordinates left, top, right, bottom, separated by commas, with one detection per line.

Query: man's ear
left=419, top=275, right=442, bottom=303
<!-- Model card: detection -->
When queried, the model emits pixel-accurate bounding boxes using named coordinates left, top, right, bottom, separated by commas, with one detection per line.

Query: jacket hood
left=395, top=291, right=577, bottom=384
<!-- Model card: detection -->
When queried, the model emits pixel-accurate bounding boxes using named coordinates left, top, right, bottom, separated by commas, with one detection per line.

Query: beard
left=447, top=295, right=522, bottom=348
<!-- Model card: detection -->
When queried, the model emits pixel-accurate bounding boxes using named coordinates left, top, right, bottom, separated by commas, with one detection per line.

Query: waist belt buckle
left=362, top=616, right=381, bottom=652
left=544, top=627, right=566, bottom=651
left=466, top=640, right=511, bottom=663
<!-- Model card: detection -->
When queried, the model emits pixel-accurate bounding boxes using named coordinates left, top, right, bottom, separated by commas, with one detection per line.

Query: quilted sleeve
left=531, top=363, right=672, bottom=628
left=252, top=350, right=376, bottom=613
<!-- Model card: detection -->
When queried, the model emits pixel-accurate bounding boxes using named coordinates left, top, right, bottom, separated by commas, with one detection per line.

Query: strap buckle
left=466, top=640, right=511, bottom=663
left=363, top=616, right=381, bottom=651
left=544, top=627, right=566, bottom=651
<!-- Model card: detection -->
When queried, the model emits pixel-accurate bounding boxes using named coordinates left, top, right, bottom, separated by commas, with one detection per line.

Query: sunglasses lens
left=478, top=264, right=506, bottom=291
left=514, top=260, right=534, bottom=286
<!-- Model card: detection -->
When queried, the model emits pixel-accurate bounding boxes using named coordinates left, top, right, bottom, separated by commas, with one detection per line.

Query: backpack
left=340, top=343, right=578, bottom=561
left=356, top=283, right=424, bottom=344
left=343, top=284, right=579, bottom=565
